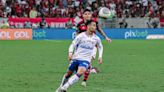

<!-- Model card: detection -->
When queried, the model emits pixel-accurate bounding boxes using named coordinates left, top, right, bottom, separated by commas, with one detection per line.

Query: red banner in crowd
left=8, top=18, right=74, bottom=28
left=160, top=18, right=164, bottom=27
left=8, top=18, right=73, bottom=23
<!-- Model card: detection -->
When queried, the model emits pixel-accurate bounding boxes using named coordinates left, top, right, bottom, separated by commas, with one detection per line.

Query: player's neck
left=86, top=30, right=93, bottom=36
left=84, top=19, right=91, bottom=23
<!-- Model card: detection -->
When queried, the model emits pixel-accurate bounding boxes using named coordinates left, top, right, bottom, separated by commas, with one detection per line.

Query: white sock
left=62, top=74, right=80, bottom=90
left=59, top=75, right=69, bottom=87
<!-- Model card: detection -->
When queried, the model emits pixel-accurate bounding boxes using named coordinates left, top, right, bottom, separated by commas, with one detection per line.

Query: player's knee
left=77, top=67, right=87, bottom=74
left=76, top=73, right=82, bottom=78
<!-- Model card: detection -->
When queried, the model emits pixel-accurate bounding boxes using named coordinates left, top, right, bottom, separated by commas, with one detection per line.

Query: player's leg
left=61, top=67, right=87, bottom=91
left=81, top=46, right=97, bottom=87
left=59, top=70, right=72, bottom=87
left=56, top=71, right=73, bottom=92
left=81, top=65, right=91, bottom=87
left=56, top=60, right=78, bottom=92
left=83, top=69, right=90, bottom=82
left=61, top=61, right=89, bottom=91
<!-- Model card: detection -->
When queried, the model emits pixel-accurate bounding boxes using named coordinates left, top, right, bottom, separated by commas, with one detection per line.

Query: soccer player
left=76, top=9, right=111, bottom=87
left=56, top=20, right=103, bottom=92
left=76, top=9, right=111, bottom=42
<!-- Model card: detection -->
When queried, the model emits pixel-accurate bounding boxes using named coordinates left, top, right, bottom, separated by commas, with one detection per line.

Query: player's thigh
left=68, top=60, right=78, bottom=72
left=77, top=67, right=87, bottom=75
left=77, top=61, right=90, bottom=74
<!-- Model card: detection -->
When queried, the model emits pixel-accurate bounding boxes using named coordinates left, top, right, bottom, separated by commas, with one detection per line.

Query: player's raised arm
left=97, top=23, right=112, bottom=43
left=97, top=38, right=103, bottom=64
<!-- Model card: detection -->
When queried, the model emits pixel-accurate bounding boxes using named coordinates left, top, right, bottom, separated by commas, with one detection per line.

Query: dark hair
left=83, top=9, right=91, bottom=13
left=85, top=20, right=96, bottom=26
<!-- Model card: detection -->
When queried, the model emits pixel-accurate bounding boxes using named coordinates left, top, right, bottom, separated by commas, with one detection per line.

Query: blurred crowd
left=0, top=0, right=164, bottom=18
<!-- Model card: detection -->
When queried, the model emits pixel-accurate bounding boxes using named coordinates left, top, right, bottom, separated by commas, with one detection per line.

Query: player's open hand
left=68, top=53, right=73, bottom=61
left=105, top=37, right=112, bottom=43
left=98, top=57, right=103, bottom=64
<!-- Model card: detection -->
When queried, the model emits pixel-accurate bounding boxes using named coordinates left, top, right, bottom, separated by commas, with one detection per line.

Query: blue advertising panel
left=98, top=28, right=164, bottom=39
left=33, top=28, right=164, bottom=40
left=33, top=28, right=76, bottom=40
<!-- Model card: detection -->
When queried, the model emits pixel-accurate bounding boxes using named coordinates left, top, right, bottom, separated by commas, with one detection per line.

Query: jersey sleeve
left=97, top=38, right=103, bottom=58
left=69, top=34, right=82, bottom=53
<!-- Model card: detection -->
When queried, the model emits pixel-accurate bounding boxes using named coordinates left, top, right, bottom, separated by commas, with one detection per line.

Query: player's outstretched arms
left=97, top=24, right=112, bottom=43
left=105, top=36, right=112, bottom=43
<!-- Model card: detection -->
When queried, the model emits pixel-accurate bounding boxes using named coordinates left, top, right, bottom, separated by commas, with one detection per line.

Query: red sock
left=83, top=70, right=90, bottom=81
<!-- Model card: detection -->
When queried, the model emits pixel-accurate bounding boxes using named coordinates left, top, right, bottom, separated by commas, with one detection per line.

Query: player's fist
left=98, top=57, right=103, bottom=64
left=105, top=37, right=112, bottom=43
left=68, top=53, right=73, bottom=61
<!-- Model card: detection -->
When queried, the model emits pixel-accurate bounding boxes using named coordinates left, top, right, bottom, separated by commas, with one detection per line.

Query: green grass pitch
left=0, top=40, right=164, bottom=92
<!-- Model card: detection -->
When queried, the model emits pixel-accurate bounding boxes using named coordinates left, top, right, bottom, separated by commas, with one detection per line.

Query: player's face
left=88, top=22, right=97, bottom=33
left=83, top=11, right=92, bottom=21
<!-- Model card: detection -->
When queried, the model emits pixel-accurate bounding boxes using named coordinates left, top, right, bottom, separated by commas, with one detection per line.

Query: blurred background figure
left=65, top=18, right=73, bottom=29
left=0, top=20, right=9, bottom=29
left=24, top=20, right=32, bottom=28
left=119, top=18, right=128, bottom=28
left=29, top=7, right=38, bottom=18
left=40, top=17, right=47, bottom=28
left=146, top=17, right=160, bottom=28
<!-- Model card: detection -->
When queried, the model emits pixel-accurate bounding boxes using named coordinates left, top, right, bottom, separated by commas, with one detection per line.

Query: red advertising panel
left=0, top=29, right=32, bottom=40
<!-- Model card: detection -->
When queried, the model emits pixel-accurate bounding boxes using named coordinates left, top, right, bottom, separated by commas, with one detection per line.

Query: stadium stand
left=0, top=0, right=163, bottom=18
left=0, top=0, right=163, bottom=28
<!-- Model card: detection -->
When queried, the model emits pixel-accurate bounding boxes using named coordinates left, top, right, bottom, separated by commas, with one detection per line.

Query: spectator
left=109, top=0, right=116, bottom=10
left=0, top=10, right=4, bottom=17
left=146, top=17, right=152, bottom=28
left=32, top=23, right=39, bottom=28
left=74, top=0, right=80, bottom=7
left=15, top=4, right=22, bottom=17
left=4, top=5, right=12, bottom=17
left=145, top=17, right=160, bottom=28
left=24, top=20, right=32, bottom=28
left=65, top=18, right=73, bottom=29
left=29, top=7, right=38, bottom=18
left=142, top=0, right=149, bottom=13
left=91, top=2, right=99, bottom=18
left=39, top=17, right=47, bottom=28
left=161, top=11, right=164, bottom=18
left=9, top=21, right=15, bottom=28
left=0, top=20, right=9, bottom=29
left=15, top=23, right=24, bottom=29
left=151, top=17, right=160, bottom=28
left=35, top=0, right=41, bottom=6
left=119, top=18, right=128, bottom=28
left=62, top=0, right=68, bottom=8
